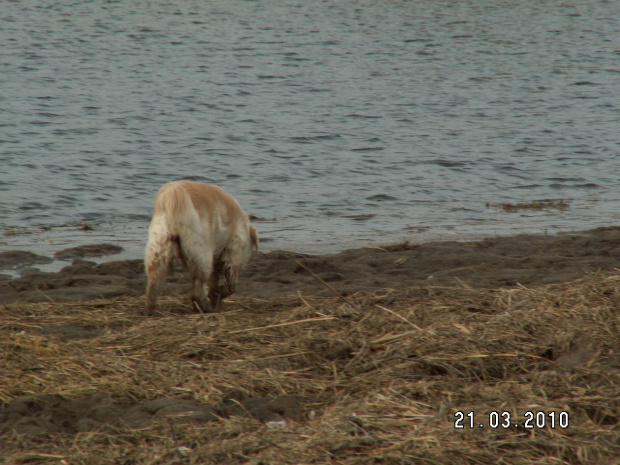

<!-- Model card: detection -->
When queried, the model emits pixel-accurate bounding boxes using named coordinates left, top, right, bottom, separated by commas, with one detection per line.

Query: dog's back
left=176, top=181, right=244, bottom=227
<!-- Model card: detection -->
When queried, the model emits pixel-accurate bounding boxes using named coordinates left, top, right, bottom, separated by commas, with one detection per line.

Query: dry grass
left=1, top=272, right=619, bottom=464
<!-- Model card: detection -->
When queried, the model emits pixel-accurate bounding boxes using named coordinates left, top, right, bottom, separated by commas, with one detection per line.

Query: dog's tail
left=153, top=182, right=201, bottom=235
left=145, top=182, right=201, bottom=276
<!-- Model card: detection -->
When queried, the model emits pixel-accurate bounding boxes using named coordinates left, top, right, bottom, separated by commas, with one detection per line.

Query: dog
left=144, top=180, right=258, bottom=314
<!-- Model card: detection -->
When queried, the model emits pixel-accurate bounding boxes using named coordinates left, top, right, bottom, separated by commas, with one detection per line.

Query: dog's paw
left=192, top=295, right=214, bottom=313
left=207, top=288, right=223, bottom=310
left=142, top=303, right=164, bottom=316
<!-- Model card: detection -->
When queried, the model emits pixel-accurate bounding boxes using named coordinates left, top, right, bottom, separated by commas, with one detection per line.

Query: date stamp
left=454, top=411, right=569, bottom=429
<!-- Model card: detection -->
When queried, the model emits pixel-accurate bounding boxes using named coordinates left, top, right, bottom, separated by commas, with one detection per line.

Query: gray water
left=2, top=0, right=620, bottom=262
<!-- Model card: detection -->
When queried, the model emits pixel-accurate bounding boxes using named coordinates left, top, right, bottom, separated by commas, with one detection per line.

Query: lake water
left=2, top=0, right=620, bottom=264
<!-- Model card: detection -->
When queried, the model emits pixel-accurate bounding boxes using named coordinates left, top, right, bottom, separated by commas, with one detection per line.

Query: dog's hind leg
left=144, top=216, right=176, bottom=315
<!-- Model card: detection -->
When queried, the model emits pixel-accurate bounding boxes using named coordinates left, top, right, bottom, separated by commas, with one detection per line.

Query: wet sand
left=2, top=226, right=620, bottom=305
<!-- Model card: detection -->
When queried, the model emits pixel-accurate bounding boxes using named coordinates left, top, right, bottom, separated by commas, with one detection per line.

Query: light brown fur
left=144, top=181, right=258, bottom=314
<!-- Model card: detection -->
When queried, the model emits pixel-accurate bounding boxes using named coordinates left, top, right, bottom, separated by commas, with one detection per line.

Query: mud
left=0, top=392, right=300, bottom=434
left=2, top=226, right=620, bottom=305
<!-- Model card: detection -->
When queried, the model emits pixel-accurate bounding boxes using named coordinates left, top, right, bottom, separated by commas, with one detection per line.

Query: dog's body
left=145, top=181, right=258, bottom=314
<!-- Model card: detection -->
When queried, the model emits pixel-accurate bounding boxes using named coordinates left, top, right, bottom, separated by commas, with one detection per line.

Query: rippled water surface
left=2, top=0, right=620, bottom=258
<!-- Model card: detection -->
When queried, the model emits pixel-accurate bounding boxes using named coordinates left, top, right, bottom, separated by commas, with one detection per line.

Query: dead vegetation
left=1, top=272, right=619, bottom=464
left=486, top=199, right=570, bottom=212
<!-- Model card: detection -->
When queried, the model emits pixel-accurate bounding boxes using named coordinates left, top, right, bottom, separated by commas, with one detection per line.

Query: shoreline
left=2, top=225, right=620, bottom=305
left=3, top=215, right=618, bottom=275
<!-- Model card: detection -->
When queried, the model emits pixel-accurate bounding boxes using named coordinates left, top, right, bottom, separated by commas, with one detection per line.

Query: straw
left=1, top=271, right=618, bottom=464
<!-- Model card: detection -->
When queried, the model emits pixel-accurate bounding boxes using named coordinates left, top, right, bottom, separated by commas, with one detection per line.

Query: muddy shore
left=2, top=226, right=620, bottom=306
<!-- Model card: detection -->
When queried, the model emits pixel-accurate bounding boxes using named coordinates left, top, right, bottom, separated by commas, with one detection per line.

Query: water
left=2, top=0, right=620, bottom=263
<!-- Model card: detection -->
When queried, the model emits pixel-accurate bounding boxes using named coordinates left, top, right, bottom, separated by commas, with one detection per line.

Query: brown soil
left=1, top=227, right=619, bottom=464
left=2, top=226, right=620, bottom=305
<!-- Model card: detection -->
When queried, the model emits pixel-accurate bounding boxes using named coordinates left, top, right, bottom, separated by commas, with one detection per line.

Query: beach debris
left=486, top=199, right=570, bottom=212
left=292, top=258, right=360, bottom=313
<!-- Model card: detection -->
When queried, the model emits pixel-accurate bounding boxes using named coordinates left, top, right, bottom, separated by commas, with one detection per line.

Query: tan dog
left=145, top=181, right=258, bottom=314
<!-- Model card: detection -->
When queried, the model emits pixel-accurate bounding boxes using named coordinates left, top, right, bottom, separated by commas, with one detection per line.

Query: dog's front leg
left=206, top=256, right=225, bottom=310
left=207, top=251, right=239, bottom=310
left=191, top=278, right=213, bottom=313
